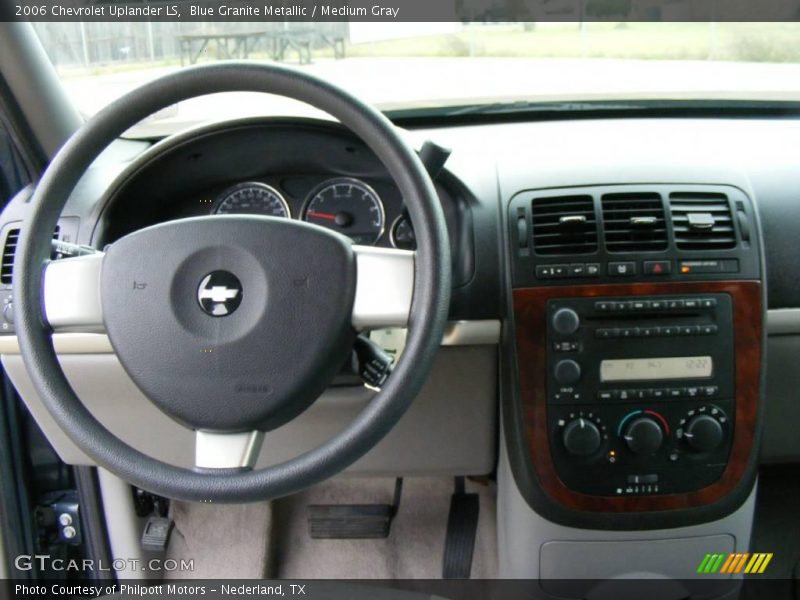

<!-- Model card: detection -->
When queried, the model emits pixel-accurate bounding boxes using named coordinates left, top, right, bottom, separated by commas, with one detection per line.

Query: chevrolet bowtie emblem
left=197, top=271, right=243, bottom=317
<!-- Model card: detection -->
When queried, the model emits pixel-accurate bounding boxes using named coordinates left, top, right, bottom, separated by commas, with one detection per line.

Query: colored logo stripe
left=697, top=553, right=725, bottom=573
left=698, top=553, right=773, bottom=574
left=745, top=553, right=773, bottom=574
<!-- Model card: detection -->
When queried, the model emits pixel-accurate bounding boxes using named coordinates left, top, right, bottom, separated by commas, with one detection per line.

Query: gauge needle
left=307, top=211, right=337, bottom=221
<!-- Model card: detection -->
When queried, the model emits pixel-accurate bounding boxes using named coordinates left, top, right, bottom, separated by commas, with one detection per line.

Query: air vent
left=669, top=193, right=736, bottom=250
left=0, top=226, right=61, bottom=285
left=531, top=195, right=597, bottom=255
left=601, top=192, right=668, bottom=252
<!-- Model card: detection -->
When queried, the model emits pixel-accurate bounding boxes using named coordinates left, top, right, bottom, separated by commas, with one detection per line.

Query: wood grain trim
left=512, top=280, right=762, bottom=512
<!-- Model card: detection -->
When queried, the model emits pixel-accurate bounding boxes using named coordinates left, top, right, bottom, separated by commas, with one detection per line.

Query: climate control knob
left=623, top=417, right=664, bottom=455
left=554, top=359, right=581, bottom=384
left=684, top=414, right=724, bottom=452
left=562, top=418, right=602, bottom=457
left=552, top=308, right=580, bottom=335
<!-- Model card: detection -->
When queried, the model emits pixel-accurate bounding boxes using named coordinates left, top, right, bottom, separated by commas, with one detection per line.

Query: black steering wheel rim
left=14, top=62, right=451, bottom=502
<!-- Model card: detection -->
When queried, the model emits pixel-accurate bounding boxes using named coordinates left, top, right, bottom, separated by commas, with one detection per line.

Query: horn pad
left=100, top=216, right=356, bottom=432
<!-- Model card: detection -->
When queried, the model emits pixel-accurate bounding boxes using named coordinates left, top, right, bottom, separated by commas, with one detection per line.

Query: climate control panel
left=545, top=294, right=735, bottom=496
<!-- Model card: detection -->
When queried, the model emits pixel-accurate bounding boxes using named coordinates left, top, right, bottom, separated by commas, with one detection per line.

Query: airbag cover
left=100, top=216, right=356, bottom=432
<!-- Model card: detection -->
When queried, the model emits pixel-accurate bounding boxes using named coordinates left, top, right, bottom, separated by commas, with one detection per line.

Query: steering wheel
left=13, top=63, right=451, bottom=502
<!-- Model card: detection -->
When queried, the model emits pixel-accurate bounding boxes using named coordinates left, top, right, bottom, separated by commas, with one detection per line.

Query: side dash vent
left=669, top=192, right=736, bottom=250
left=531, top=195, right=598, bottom=255
left=601, top=192, right=668, bottom=252
left=0, top=226, right=61, bottom=285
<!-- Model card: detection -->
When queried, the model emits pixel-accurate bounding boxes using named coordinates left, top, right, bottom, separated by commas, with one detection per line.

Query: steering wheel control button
left=197, top=271, right=243, bottom=317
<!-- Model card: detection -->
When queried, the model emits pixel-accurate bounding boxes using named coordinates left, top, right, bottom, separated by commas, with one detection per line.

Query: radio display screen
left=600, top=356, right=713, bottom=382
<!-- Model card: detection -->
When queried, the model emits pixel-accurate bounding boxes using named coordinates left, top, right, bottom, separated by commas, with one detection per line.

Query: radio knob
left=623, top=417, right=664, bottom=455
left=554, top=359, right=581, bottom=384
left=552, top=308, right=580, bottom=335
left=684, top=414, right=724, bottom=452
left=562, top=418, right=602, bottom=456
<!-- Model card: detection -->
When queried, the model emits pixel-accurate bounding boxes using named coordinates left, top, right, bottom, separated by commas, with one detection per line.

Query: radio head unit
left=544, top=293, right=735, bottom=497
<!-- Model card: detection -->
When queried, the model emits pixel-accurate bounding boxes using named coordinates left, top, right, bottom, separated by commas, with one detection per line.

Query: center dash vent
left=531, top=195, right=597, bottom=255
left=0, top=226, right=61, bottom=285
left=601, top=192, right=667, bottom=252
left=669, top=192, right=736, bottom=250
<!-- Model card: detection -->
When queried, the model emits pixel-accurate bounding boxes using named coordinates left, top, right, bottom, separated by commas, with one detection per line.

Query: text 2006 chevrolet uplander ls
left=0, top=18, right=798, bottom=600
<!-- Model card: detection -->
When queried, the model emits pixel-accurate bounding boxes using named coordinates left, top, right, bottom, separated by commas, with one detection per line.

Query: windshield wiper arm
left=444, top=100, right=648, bottom=116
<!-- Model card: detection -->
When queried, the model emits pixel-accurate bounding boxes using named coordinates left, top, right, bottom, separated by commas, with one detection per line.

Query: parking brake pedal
left=307, top=478, right=402, bottom=539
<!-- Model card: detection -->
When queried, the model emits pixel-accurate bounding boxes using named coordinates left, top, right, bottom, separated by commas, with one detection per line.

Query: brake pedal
left=307, top=478, right=402, bottom=539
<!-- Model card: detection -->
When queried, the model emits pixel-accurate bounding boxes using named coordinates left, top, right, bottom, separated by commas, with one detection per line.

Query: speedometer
left=213, top=182, right=290, bottom=218
left=302, top=178, right=385, bottom=245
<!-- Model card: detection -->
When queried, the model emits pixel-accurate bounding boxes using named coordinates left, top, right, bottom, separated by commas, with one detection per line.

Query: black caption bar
left=2, top=0, right=800, bottom=22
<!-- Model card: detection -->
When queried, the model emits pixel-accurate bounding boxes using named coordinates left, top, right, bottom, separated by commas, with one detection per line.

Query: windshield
left=34, top=22, right=800, bottom=135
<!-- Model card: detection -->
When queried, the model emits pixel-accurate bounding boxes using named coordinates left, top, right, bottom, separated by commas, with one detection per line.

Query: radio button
left=667, top=300, right=685, bottom=310
left=639, top=327, right=655, bottom=337
left=661, top=326, right=678, bottom=336
left=595, top=301, right=613, bottom=312
left=585, top=263, right=601, bottom=277
left=651, top=388, right=667, bottom=399
left=680, top=325, right=700, bottom=336
left=552, top=308, right=581, bottom=335
left=554, top=359, right=581, bottom=384
left=632, top=300, right=650, bottom=311
left=684, top=299, right=700, bottom=309
left=650, top=300, right=666, bottom=311
left=553, top=341, right=579, bottom=352
left=701, top=298, right=717, bottom=308
left=702, top=386, right=719, bottom=397
left=595, top=328, right=619, bottom=339
left=668, top=388, right=682, bottom=398
left=598, top=390, right=614, bottom=401
left=700, top=325, right=718, bottom=335
left=620, top=328, right=638, bottom=338
left=684, top=387, right=701, bottom=398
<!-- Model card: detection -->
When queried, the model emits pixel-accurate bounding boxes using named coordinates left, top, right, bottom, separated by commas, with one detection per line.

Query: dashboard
left=2, top=113, right=800, bottom=535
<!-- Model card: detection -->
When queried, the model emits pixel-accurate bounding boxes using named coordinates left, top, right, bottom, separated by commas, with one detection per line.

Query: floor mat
left=165, top=500, right=272, bottom=579
left=269, top=477, right=498, bottom=579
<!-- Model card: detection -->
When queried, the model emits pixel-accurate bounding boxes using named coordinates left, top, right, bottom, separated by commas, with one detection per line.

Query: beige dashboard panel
left=3, top=344, right=497, bottom=475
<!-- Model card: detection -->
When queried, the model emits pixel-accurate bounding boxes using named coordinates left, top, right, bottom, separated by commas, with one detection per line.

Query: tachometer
left=213, top=182, right=290, bottom=218
left=302, top=178, right=385, bottom=245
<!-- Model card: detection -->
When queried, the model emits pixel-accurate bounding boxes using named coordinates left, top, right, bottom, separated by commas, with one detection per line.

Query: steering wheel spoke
left=351, top=246, right=414, bottom=330
left=195, top=430, right=264, bottom=470
left=43, top=252, right=105, bottom=333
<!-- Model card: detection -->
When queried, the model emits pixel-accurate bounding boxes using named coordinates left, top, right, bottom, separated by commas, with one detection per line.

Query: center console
left=504, top=184, right=764, bottom=528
